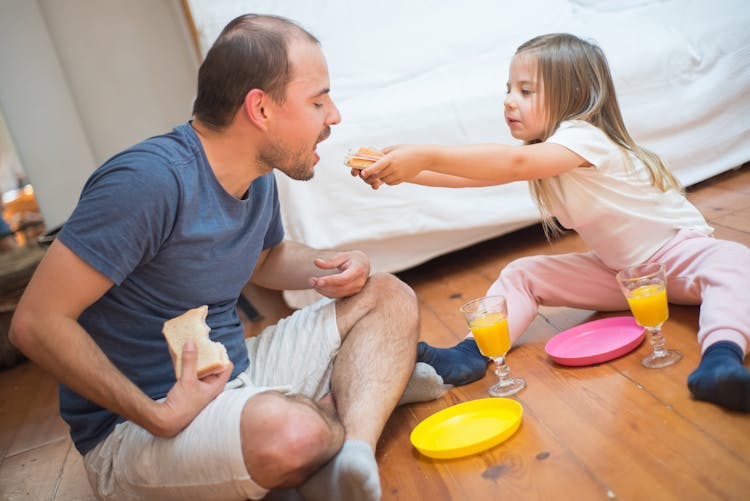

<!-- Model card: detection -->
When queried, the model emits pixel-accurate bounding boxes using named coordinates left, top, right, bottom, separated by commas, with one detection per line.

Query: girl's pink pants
left=487, top=229, right=750, bottom=354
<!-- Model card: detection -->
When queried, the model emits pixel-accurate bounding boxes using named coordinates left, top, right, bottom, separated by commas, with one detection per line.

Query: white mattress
left=188, top=0, right=750, bottom=275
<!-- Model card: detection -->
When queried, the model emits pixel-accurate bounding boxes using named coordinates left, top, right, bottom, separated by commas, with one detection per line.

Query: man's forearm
left=11, top=313, right=165, bottom=435
left=252, top=240, right=339, bottom=291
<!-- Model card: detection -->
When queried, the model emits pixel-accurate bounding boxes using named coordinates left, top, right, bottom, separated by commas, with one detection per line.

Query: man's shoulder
left=110, top=124, right=198, bottom=169
left=90, top=124, right=200, bottom=189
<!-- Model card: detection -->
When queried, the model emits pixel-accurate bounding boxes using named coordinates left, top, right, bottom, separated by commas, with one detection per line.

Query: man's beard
left=260, top=143, right=313, bottom=181
left=260, top=127, right=331, bottom=181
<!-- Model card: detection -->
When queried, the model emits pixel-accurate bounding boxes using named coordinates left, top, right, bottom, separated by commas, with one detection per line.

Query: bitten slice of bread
left=162, top=305, right=229, bottom=379
left=344, top=146, right=384, bottom=169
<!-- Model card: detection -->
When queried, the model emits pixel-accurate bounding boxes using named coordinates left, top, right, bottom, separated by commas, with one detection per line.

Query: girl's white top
left=544, top=120, right=712, bottom=270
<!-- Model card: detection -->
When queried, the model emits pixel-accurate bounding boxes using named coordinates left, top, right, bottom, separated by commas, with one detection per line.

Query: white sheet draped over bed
left=188, top=0, right=750, bottom=277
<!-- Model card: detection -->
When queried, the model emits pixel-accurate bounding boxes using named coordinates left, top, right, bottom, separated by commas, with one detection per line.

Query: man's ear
left=243, top=89, right=270, bottom=130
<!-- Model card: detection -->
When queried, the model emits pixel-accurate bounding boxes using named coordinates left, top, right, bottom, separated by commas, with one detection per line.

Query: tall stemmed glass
left=616, top=262, right=682, bottom=368
left=460, top=295, right=526, bottom=397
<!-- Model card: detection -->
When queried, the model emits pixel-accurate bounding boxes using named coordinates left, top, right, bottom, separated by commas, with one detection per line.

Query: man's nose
left=328, top=102, right=342, bottom=126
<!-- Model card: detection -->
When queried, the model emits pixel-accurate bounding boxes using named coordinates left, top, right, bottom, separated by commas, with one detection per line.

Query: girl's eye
left=314, top=103, right=323, bottom=109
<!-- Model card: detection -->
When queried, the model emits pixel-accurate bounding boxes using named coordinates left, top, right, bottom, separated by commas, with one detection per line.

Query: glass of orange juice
left=460, top=295, right=526, bottom=397
left=616, top=262, right=682, bottom=368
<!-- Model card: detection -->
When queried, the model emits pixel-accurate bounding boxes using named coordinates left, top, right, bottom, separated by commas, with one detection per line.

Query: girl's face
left=504, top=54, right=547, bottom=142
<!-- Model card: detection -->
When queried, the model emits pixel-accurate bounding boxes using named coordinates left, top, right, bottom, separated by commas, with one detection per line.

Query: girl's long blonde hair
left=518, top=34, right=682, bottom=237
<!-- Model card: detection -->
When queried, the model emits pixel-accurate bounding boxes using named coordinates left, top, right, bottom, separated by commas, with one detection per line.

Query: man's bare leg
left=299, top=273, right=419, bottom=501
left=240, top=391, right=345, bottom=490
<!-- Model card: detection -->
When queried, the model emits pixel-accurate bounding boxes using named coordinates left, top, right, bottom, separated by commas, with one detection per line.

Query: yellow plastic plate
left=410, top=398, right=523, bottom=459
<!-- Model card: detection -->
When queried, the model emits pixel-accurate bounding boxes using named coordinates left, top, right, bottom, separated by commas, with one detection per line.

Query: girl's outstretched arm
left=360, top=142, right=588, bottom=187
left=356, top=169, right=488, bottom=190
left=409, top=171, right=497, bottom=188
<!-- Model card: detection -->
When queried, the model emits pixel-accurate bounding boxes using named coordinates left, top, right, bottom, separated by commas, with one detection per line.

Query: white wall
left=0, top=0, right=199, bottom=229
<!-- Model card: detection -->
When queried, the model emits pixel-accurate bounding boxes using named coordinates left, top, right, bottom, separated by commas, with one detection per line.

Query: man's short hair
left=192, top=14, right=319, bottom=130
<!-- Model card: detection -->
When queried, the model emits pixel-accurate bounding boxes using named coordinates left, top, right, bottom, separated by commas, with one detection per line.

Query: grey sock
left=298, top=440, right=381, bottom=501
left=398, top=362, right=452, bottom=405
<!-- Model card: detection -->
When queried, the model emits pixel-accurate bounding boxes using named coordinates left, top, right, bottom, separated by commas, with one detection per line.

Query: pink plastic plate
left=544, top=316, right=645, bottom=366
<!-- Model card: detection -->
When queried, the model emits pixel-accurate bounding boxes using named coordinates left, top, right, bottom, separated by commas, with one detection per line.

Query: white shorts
left=84, top=298, right=340, bottom=500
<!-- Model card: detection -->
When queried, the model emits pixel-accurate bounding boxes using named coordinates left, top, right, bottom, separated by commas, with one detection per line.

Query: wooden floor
left=1, top=163, right=749, bottom=500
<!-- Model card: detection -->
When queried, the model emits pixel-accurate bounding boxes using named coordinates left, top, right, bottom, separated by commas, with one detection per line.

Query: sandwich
left=162, top=305, right=229, bottom=379
left=344, top=146, right=383, bottom=169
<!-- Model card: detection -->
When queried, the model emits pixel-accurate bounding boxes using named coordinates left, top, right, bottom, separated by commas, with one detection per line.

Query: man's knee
left=367, top=273, right=417, bottom=314
left=335, top=272, right=419, bottom=346
left=240, top=391, right=344, bottom=489
left=368, top=273, right=418, bottom=332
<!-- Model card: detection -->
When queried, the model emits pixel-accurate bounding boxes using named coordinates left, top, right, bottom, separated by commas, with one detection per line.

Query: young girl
left=358, top=33, right=750, bottom=412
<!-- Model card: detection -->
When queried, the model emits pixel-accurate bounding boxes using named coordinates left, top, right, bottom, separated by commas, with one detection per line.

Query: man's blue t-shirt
left=57, top=123, right=284, bottom=454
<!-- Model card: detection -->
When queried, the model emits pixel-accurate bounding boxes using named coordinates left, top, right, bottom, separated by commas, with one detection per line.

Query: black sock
left=687, top=341, right=750, bottom=412
left=416, top=339, right=488, bottom=386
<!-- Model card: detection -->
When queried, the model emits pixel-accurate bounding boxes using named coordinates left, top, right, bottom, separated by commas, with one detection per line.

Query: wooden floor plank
left=713, top=206, right=750, bottom=233
left=417, top=301, right=464, bottom=347
left=687, top=185, right=750, bottom=221
left=380, top=375, right=609, bottom=500
left=0, top=362, right=37, bottom=460
left=4, top=366, right=68, bottom=458
left=0, top=361, right=68, bottom=461
left=512, top=341, right=750, bottom=500
left=610, top=305, right=750, bottom=459
left=712, top=224, right=750, bottom=247
left=55, top=443, right=96, bottom=500
left=0, top=437, right=70, bottom=500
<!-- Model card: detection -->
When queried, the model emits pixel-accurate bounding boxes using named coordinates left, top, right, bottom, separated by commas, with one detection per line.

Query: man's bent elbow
left=8, top=304, right=40, bottom=355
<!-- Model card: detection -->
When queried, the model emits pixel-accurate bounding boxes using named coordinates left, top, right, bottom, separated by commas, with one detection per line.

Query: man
left=10, top=14, right=441, bottom=500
